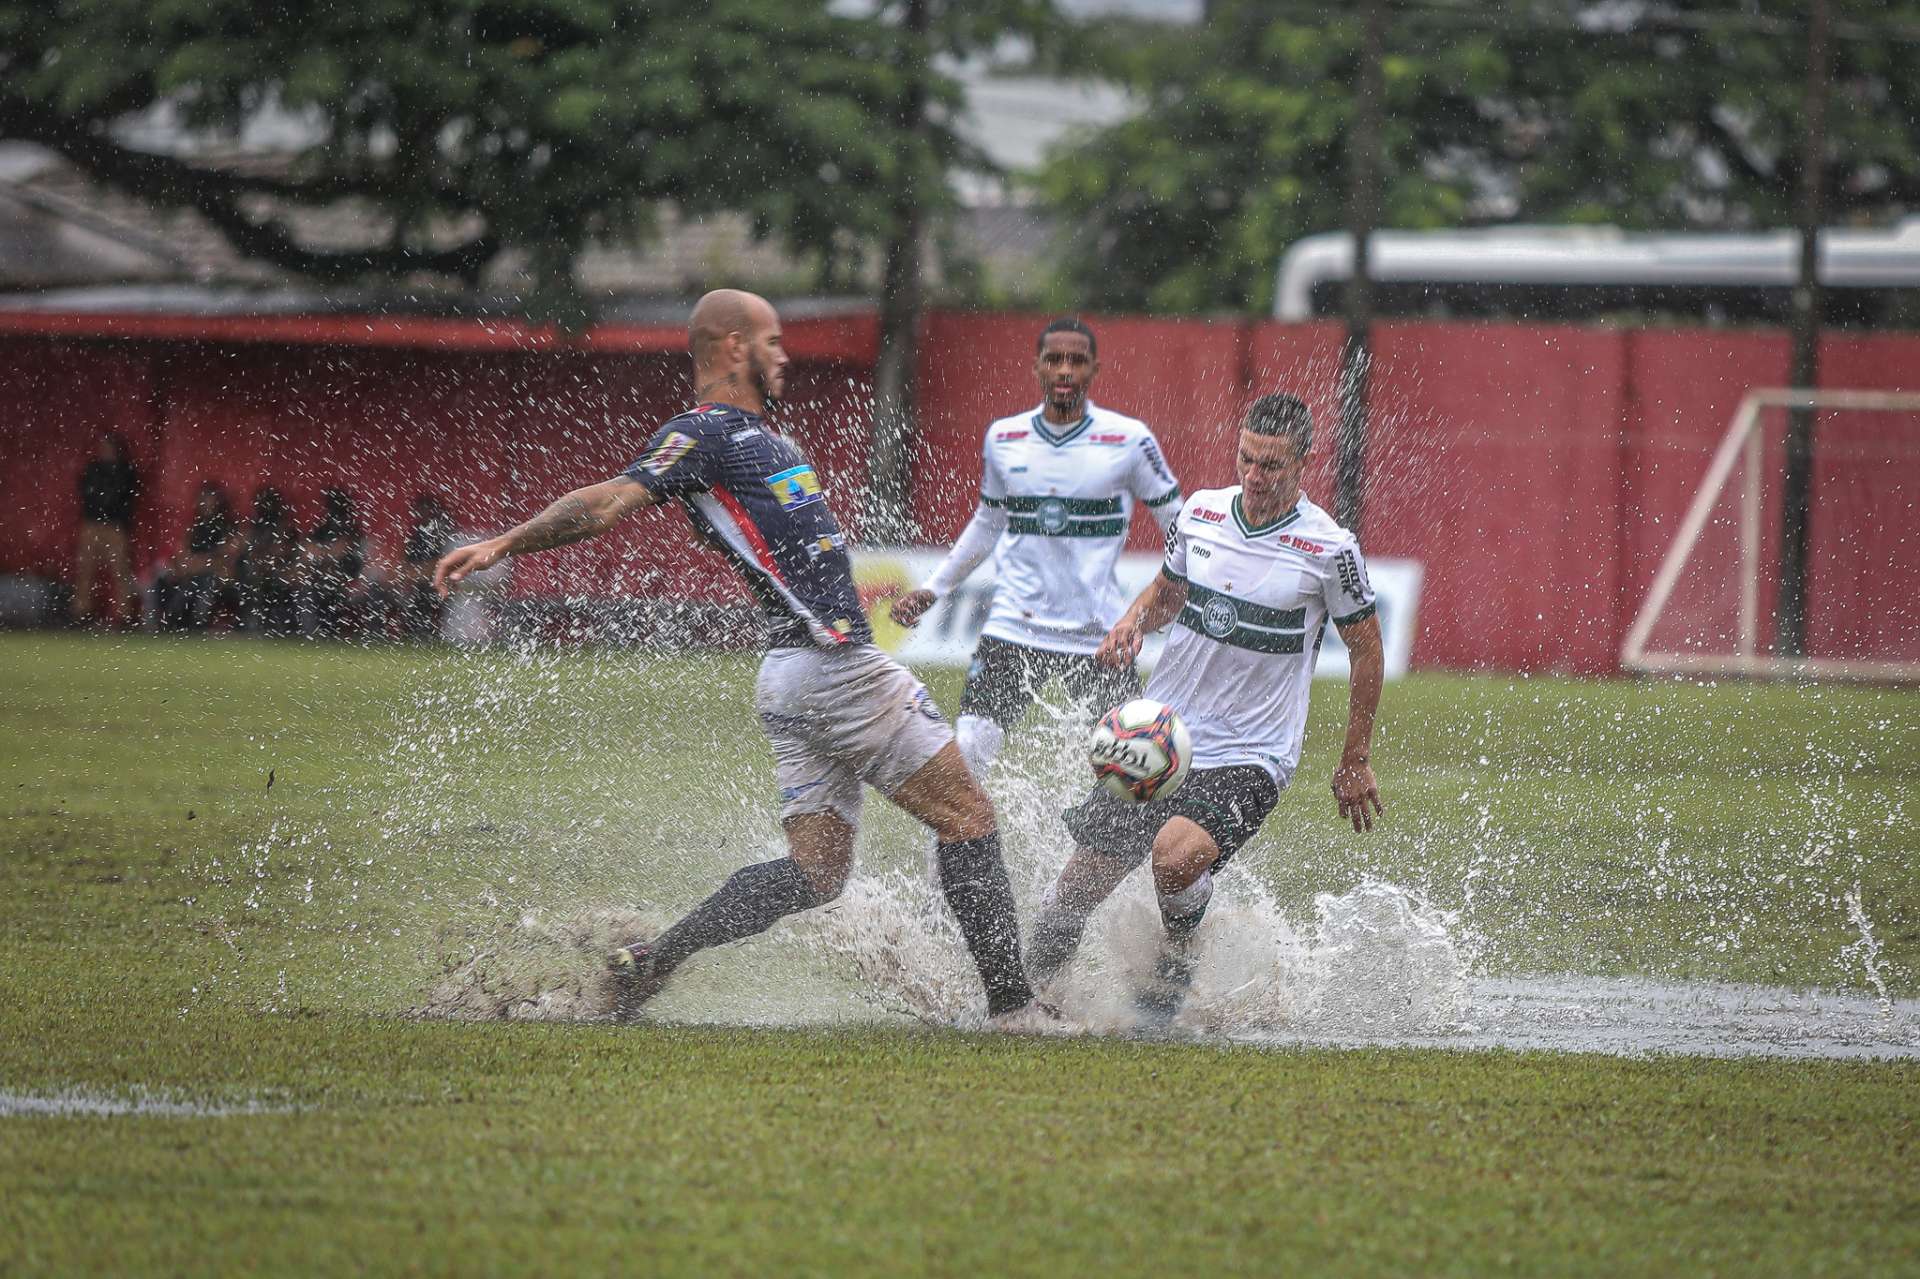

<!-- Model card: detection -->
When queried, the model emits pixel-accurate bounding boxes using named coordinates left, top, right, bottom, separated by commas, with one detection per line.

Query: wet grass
left=2, top=633, right=1918, bottom=1275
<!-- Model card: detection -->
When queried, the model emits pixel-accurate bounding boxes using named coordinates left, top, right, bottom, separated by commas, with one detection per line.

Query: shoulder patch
left=1193, top=506, right=1228, bottom=524
left=995, top=429, right=1030, bottom=442
left=640, top=430, right=698, bottom=475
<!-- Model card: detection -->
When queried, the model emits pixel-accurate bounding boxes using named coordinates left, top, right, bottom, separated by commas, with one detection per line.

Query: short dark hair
left=1037, top=316, right=1097, bottom=357
left=1245, top=393, right=1312, bottom=455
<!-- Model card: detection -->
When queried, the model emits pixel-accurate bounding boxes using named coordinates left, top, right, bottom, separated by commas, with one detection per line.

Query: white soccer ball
left=1088, top=698, right=1193, bottom=804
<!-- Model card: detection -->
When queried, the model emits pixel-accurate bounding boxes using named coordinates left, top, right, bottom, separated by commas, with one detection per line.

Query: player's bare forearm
left=1338, top=615, right=1384, bottom=765
left=1130, top=573, right=1188, bottom=635
left=505, top=480, right=642, bottom=554
left=435, top=477, right=655, bottom=595
left=1098, top=573, right=1188, bottom=666
left=1331, top=614, right=1385, bottom=831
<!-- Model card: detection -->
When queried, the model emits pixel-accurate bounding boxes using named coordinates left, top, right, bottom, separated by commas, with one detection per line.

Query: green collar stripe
left=1184, top=580, right=1306, bottom=630
left=1003, top=495, right=1122, bottom=515
left=1232, top=494, right=1302, bottom=538
left=1031, top=413, right=1093, bottom=447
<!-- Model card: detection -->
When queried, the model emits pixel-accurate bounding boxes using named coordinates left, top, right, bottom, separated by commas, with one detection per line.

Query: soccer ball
left=1088, top=698, right=1192, bottom=804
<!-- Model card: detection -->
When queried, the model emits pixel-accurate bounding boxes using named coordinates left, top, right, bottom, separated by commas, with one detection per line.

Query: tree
left=862, top=0, right=1060, bottom=544
left=1039, top=0, right=1920, bottom=314
left=0, top=0, right=961, bottom=316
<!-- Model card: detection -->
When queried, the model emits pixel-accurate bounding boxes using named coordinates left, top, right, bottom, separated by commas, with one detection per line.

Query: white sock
left=1158, top=871, right=1214, bottom=932
left=955, top=714, right=1006, bottom=780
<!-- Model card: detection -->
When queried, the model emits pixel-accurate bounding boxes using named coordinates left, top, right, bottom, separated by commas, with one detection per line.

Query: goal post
left=1621, top=388, right=1920, bottom=683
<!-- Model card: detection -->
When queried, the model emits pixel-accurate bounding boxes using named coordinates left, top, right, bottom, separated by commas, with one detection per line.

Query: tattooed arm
left=435, top=477, right=658, bottom=595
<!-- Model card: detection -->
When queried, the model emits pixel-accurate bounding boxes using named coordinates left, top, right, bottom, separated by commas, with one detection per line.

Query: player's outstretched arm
left=1331, top=614, right=1385, bottom=832
left=435, top=477, right=658, bottom=596
left=891, top=500, right=1009, bottom=627
left=1096, top=573, right=1188, bottom=668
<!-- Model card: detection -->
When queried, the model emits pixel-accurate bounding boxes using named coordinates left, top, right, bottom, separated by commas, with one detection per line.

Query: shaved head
left=689, top=289, right=772, bottom=365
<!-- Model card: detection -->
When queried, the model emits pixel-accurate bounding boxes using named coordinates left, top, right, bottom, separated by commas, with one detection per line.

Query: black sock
left=936, top=833, right=1034, bottom=1017
left=649, top=858, right=823, bottom=976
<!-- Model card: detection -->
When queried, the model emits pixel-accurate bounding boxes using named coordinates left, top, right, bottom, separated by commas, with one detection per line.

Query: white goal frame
left=1620, top=388, right=1920, bottom=683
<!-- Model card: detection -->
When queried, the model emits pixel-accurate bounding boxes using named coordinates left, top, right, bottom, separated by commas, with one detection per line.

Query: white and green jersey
left=977, top=402, right=1182, bottom=655
left=1150, top=486, right=1376, bottom=784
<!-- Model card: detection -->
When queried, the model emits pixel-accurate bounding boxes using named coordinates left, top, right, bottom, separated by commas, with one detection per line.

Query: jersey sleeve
left=1130, top=426, right=1182, bottom=521
left=1324, top=536, right=1378, bottom=626
left=977, top=428, right=1007, bottom=508
left=623, top=418, right=722, bottom=498
left=1160, top=511, right=1189, bottom=581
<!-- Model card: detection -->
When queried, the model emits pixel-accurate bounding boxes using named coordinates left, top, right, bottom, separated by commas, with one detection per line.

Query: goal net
left=1621, top=389, right=1920, bottom=682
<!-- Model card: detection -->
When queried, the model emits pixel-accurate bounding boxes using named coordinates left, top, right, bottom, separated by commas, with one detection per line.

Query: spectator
left=70, top=432, right=140, bottom=627
left=235, top=485, right=303, bottom=636
left=156, top=481, right=239, bottom=631
left=395, top=493, right=456, bottom=639
left=303, top=487, right=367, bottom=638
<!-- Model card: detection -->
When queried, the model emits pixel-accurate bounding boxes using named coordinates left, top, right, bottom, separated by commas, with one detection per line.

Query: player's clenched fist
left=889, top=587, right=937, bottom=628
left=434, top=538, right=507, bottom=596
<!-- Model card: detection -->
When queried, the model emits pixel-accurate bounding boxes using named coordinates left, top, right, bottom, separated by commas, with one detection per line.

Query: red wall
left=4, top=312, right=1916, bottom=673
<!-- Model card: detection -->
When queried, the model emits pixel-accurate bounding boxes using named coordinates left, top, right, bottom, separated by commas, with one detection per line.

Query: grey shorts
left=755, top=643, right=954, bottom=827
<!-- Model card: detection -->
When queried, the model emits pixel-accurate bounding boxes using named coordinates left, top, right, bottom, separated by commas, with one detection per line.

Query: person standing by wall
left=70, top=432, right=140, bottom=628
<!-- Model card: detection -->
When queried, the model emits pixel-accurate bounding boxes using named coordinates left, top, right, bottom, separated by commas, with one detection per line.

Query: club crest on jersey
left=1035, top=497, right=1070, bottom=534
left=1201, top=596, right=1239, bottom=638
left=765, top=464, right=824, bottom=510
left=641, top=431, right=697, bottom=476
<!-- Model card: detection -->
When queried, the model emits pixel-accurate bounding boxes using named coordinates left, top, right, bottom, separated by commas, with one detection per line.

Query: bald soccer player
left=438, top=290, right=1050, bottom=1030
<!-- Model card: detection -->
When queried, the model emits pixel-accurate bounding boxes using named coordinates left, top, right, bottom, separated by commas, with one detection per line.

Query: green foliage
left=1041, top=0, right=1920, bottom=313
left=0, top=0, right=971, bottom=314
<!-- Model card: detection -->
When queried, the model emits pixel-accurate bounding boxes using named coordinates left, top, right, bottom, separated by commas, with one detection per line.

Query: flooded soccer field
left=3, top=633, right=1917, bottom=1274
left=3, top=632, right=1915, bottom=1050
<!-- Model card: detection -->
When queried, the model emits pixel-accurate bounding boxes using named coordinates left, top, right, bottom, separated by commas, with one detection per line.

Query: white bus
left=1272, top=220, right=1920, bottom=327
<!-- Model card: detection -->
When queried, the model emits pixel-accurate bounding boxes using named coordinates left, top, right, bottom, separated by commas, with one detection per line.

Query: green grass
left=3, top=633, right=1918, bottom=1275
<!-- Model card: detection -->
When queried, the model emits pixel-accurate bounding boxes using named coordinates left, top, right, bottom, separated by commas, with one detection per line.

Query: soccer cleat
left=606, top=943, right=667, bottom=1022
left=1132, top=947, right=1197, bottom=1031
left=987, top=999, right=1072, bottom=1037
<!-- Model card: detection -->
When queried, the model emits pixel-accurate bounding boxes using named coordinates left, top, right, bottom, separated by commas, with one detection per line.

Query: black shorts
left=957, top=634, right=1141, bottom=730
left=1062, top=764, right=1282, bottom=873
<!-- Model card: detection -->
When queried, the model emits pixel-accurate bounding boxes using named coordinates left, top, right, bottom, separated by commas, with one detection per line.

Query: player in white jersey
left=1024, top=393, right=1386, bottom=1024
left=890, top=318, right=1184, bottom=786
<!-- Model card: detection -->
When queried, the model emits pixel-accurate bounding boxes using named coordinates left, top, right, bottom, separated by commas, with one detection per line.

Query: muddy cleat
left=988, top=999, right=1072, bottom=1037
left=606, top=943, right=667, bottom=1021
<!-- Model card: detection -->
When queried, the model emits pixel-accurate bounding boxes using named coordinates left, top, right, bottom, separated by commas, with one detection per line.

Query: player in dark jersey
left=436, top=290, right=1049, bottom=1030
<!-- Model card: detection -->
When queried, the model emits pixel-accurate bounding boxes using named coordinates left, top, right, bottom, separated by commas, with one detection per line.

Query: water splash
left=1842, top=881, right=1893, bottom=1019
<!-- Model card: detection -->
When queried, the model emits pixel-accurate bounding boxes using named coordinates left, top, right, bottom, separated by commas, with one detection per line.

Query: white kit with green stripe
left=977, top=402, right=1183, bottom=654
left=1150, top=486, right=1377, bottom=783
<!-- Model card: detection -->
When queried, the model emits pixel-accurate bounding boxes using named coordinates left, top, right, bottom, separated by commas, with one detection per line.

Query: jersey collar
left=1232, top=493, right=1303, bottom=538
left=1029, top=404, right=1094, bottom=447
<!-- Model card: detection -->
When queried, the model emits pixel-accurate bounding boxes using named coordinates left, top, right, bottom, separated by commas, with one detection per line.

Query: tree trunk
left=864, top=0, right=931, bottom=548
